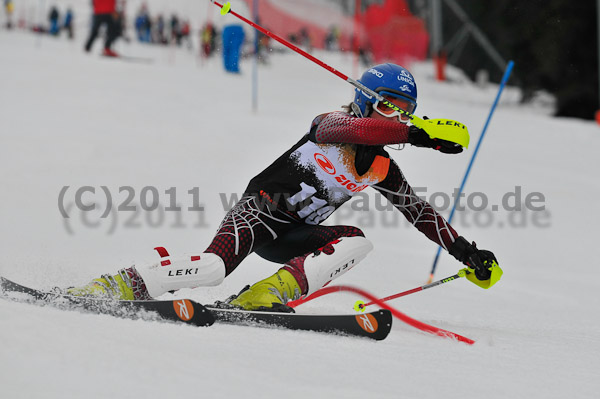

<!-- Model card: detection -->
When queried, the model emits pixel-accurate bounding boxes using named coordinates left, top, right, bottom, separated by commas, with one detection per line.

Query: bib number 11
left=287, top=183, right=335, bottom=225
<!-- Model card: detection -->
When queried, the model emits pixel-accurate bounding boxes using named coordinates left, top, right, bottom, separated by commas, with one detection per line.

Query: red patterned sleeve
left=309, top=112, right=410, bottom=145
left=373, top=160, right=458, bottom=251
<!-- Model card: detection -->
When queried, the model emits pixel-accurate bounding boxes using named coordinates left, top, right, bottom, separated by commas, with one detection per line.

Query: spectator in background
left=325, top=26, right=340, bottom=51
left=298, top=27, right=312, bottom=52
left=222, top=24, right=245, bottom=73
left=155, top=14, right=166, bottom=44
left=84, top=0, right=119, bottom=57
left=170, top=14, right=180, bottom=45
left=4, top=0, right=14, bottom=29
left=287, top=32, right=298, bottom=45
left=113, top=9, right=126, bottom=43
left=63, top=8, right=74, bottom=39
left=135, top=4, right=151, bottom=43
left=48, top=6, right=60, bottom=35
left=180, top=20, right=192, bottom=49
left=201, top=23, right=217, bottom=57
left=144, top=16, right=152, bottom=43
left=257, top=30, right=271, bottom=64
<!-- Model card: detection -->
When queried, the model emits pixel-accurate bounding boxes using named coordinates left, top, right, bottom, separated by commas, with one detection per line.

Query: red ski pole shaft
left=289, top=271, right=467, bottom=309
left=209, top=1, right=417, bottom=120
left=358, top=272, right=465, bottom=310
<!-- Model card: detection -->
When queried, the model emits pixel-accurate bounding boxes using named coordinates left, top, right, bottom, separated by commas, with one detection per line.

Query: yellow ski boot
left=66, top=267, right=150, bottom=300
left=229, top=269, right=301, bottom=312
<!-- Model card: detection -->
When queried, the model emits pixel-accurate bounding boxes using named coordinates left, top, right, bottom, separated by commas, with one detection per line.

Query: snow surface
left=1, top=17, right=600, bottom=399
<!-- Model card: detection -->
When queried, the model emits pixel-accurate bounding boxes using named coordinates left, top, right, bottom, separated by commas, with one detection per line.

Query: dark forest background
left=408, top=0, right=598, bottom=120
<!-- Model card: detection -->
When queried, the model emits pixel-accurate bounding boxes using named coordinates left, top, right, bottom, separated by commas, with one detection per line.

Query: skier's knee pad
left=135, top=249, right=226, bottom=298
left=303, top=236, right=373, bottom=296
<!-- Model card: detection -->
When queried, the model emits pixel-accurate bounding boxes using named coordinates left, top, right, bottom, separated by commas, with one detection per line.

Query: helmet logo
left=367, top=68, right=383, bottom=78
left=314, top=153, right=336, bottom=175
left=397, top=75, right=415, bottom=86
left=399, top=84, right=411, bottom=92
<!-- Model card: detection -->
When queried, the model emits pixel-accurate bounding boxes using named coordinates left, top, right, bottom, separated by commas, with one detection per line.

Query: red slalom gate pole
left=292, top=285, right=475, bottom=344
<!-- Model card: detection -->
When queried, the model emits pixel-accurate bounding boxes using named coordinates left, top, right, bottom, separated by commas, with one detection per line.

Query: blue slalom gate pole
left=252, top=0, right=259, bottom=112
left=427, top=60, right=514, bottom=283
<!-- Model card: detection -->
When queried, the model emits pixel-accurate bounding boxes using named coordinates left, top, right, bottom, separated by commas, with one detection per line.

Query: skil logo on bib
left=314, top=153, right=336, bottom=175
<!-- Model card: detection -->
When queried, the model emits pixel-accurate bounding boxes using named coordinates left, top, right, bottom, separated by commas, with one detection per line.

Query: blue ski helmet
left=352, top=63, right=417, bottom=117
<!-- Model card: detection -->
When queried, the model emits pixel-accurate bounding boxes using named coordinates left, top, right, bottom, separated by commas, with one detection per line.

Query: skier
left=84, top=0, right=119, bottom=57
left=67, top=64, right=500, bottom=310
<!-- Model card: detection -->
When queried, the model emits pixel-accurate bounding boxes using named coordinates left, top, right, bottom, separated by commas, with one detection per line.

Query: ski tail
left=0, top=276, right=214, bottom=326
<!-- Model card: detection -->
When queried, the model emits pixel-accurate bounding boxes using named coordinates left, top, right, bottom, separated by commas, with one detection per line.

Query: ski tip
left=354, top=309, right=393, bottom=340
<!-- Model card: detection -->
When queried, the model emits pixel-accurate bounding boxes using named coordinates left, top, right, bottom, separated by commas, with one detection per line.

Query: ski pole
left=427, top=60, right=515, bottom=283
left=287, top=269, right=466, bottom=309
left=354, top=270, right=467, bottom=311
left=210, top=1, right=415, bottom=121
left=211, top=1, right=470, bottom=147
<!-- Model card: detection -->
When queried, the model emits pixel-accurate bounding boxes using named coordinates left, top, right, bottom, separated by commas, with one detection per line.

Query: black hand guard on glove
left=449, top=236, right=498, bottom=281
left=408, top=125, right=463, bottom=154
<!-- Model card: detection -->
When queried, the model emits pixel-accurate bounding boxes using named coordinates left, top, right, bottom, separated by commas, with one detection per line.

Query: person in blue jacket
left=63, top=8, right=74, bottom=39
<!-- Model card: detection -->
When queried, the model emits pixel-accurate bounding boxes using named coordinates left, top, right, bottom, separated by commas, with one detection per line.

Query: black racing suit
left=204, top=112, right=459, bottom=292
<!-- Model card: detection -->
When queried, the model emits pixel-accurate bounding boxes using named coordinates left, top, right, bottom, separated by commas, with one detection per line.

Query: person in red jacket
left=84, top=0, right=119, bottom=57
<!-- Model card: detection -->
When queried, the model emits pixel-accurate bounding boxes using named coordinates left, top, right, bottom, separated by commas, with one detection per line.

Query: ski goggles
left=373, top=91, right=417, bottom=123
